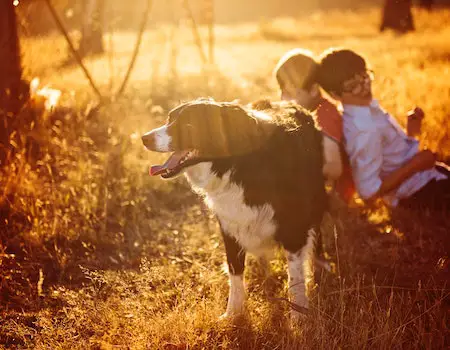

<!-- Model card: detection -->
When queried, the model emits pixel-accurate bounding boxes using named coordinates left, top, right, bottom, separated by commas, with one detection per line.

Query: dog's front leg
left=285, top=228, right=316, bottom=321
left=221, top=229, right=246, bottom=319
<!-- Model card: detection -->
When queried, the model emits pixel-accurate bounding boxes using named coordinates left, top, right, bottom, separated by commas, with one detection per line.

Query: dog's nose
left=141, top=132, right=155, bottom=150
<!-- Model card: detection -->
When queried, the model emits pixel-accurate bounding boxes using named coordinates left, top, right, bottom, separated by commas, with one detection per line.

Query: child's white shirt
left=342, top=100, right=447, bottom=206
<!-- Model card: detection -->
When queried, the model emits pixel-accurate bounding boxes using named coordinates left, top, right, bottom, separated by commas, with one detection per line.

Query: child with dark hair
left=274, top=48, right=355, bottom=202
left=317, top=48, right=449, bottom=211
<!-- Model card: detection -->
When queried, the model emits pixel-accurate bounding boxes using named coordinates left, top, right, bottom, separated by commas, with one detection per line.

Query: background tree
left=380, top=0, right=415, bottom=33
left=0, top=0, right=28, bottom=166
left=419, top=0, right=434, bottom=11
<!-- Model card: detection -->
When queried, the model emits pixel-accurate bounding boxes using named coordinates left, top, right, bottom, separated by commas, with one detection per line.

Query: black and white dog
left=142, top=99, right=327, bottom=320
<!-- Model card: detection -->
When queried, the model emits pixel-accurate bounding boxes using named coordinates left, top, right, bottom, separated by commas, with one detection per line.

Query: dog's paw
left=218, top=309, right=247, bottom=324
left=218, top=312, right=233, bottom=321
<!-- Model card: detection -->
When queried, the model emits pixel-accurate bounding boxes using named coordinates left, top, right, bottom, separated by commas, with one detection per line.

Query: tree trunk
left=380, top=0, right=415, bottom=33
left=0, top=1, right=27, bottom=166
left=79, top=0, right=105, bottom=56
left=419, top=0, right=433, bottom=11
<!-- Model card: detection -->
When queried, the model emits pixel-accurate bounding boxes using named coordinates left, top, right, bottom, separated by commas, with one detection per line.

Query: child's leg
left=399, top=177, right=450, bottom=213
left=399, top=161, right=450, bottom=213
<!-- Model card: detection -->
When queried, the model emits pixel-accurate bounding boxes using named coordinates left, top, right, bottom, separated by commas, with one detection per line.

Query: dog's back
left=209, top=100, right=327, bottom=252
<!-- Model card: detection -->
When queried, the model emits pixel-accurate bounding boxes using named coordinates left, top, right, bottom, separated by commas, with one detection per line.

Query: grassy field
left=1, top=6, right=449, bottom=349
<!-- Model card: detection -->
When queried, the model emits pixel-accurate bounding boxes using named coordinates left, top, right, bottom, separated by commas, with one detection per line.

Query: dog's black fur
left=142, top=99, right=327, bottom=317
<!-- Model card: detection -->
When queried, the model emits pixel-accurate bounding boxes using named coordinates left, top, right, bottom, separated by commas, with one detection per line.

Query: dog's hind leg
left=221, top=230, right=246, bottom=319
left=285, top=228, right=316, bottom=320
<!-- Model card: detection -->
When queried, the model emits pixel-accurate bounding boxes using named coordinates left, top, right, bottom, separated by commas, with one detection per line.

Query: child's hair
left=274, top=48, right=318, bottom=91
left=317, top=48, right=368, bottom=96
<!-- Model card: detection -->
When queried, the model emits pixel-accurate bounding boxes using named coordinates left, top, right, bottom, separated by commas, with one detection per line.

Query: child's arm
left=322, top=136, right=343, bottom=180
left=371, top=150, right=436, bottom=199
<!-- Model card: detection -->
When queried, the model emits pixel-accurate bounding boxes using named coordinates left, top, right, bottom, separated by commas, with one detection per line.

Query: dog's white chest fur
left=185, top=163, right=277, bottom=255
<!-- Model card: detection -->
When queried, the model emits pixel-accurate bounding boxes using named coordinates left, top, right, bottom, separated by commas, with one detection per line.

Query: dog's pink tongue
left=149, top=151, right=188, bottom=176
left=149, top=164, right=166, bottom=176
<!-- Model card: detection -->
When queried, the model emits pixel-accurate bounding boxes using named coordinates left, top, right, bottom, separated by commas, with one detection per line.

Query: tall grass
left=1, top=7, right=449, bottom=349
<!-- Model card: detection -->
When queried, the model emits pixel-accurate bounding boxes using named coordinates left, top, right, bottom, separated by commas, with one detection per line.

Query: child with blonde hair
left=274, top=48, right=354, bottom=202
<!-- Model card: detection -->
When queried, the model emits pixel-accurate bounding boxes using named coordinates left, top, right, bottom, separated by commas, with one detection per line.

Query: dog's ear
left=171, top=101, right=225, bottom=155
left=168, top=101, right=192, bottom=124
left=216, top=103, right=277, bottom=156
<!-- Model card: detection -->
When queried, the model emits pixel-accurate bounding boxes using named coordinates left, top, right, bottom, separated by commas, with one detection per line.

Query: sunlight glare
left=29, top=77, right=40, bottom=95
left=39, top=87, right=62, bottom=111
left=29, top=78, right=62, bottom=111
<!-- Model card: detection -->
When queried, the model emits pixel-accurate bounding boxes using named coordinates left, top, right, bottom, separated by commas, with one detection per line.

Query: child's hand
left=414, top=149, right=436, bottom=171
left=406, top=107, right=425, bottom=138
left=410, top=107, right=425, bottom=119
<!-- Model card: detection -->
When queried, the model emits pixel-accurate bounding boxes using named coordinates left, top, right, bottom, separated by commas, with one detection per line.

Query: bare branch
left=44, top=0, right=104, bottom=101
left=114, top=0, right=153, bottom=99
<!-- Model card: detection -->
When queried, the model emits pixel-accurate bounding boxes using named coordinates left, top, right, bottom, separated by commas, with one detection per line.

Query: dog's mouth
left=149, top=150, right=198, bottom=178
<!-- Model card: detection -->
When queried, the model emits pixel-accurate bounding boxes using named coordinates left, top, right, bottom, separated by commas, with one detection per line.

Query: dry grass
left=1, top=6, right=449, bottom=349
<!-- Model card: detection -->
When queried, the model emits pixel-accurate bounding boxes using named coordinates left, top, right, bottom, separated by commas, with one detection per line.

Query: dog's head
left=142, top=99, right=276, bottom=179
